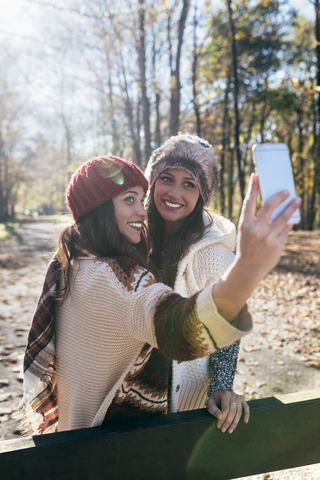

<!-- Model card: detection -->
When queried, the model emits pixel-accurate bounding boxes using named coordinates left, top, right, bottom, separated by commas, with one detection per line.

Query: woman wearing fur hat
left=145, top=133, right=300, bottom=434
left=20, top=154, right=298, bottom=434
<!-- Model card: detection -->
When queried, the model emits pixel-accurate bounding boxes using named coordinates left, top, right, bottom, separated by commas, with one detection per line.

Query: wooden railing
left=1, top=390, right=320, bottom=480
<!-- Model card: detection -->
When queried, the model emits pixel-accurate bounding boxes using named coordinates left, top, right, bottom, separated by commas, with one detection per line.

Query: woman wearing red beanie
left=19, top=155, right=299, bottom=434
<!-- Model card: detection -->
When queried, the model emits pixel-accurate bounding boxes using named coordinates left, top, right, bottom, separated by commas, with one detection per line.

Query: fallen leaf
left=243, top=346, right=261, bottom=353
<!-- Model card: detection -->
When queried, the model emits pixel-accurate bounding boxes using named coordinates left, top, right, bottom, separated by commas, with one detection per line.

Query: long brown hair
left=57, top=199, right=153, bottom=301
left=146, top=184, right=212, bottom=288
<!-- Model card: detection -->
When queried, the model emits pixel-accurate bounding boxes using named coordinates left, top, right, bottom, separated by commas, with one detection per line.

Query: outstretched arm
left=212, top=174, right=301, bottom=322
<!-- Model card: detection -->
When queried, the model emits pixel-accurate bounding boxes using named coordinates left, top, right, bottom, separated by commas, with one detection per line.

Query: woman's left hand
left=205, top=390, right=249, bottom=433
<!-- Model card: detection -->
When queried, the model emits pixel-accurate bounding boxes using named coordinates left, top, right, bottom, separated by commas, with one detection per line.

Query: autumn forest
left=0, top=0, right=319, bottom=228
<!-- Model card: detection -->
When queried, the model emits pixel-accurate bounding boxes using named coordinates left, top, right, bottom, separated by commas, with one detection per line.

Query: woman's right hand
left=212, top=173, right=301, bottom=323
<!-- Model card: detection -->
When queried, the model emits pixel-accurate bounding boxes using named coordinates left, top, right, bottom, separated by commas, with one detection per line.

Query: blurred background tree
left=0, top=0, right=318, bottom=228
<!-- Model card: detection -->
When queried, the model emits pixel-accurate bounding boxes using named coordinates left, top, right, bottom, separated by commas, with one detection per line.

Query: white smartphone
left=252, top=143, right=300, bottom=224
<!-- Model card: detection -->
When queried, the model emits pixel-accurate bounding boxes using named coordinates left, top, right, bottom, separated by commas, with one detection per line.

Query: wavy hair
left=57, top=199, right=153, bottom=301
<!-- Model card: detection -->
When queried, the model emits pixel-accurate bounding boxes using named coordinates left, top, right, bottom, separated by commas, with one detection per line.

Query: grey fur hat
left=145, top=133, right=219, bottom=206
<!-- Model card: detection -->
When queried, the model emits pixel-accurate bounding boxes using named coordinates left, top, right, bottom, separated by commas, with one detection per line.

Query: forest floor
left=0, top=222, right=319, bottom=479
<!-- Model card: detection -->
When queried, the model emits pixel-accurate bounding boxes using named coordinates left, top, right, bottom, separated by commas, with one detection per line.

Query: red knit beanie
left=66, top=156, right=148, bottom=221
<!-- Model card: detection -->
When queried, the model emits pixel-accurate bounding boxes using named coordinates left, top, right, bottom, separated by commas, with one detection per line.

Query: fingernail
left=294, top=197, right=301, bottom=206
left=283, top=190, right=290, bottom=195
left=221, top=427, right=226, bottom=433
left=217, top=424, right=221, bottom=429
left=228, top=429, right=234, bottom=434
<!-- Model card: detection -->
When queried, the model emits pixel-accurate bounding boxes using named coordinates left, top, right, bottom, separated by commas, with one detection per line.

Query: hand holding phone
left=252, top=143, right=300, bottom=224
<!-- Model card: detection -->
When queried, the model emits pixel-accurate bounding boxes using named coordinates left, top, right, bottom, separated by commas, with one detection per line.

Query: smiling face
left=112, top=186, right=147, bottom=244
left=153, top=168, right=200, bottom=232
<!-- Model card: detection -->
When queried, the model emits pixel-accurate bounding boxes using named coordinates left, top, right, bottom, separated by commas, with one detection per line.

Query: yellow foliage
left=235, top=31, right=246, bottom=41
left=291, top=78, right=300, bottom=86
left=315, top=86, right=320, bottom=92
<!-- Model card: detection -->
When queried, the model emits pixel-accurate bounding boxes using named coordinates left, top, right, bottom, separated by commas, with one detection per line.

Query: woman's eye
left=161, top=176, right=172, bottom=183
left=124, top=196, right=134, bottom=203
left=184, top=181, right=195, bottom=188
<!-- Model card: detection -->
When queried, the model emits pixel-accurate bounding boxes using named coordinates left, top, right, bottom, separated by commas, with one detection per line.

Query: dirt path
left=0, top=224, right=320, bottom=479
left=0, top=221, right=64, bottom=441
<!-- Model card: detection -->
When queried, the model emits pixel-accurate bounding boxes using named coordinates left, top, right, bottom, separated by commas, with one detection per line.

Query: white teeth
left=164, top=201, right=182, bottom=208
left=128, top=223, right=142, bottom=228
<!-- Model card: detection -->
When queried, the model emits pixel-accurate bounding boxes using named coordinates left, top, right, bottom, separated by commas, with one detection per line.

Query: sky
left=0, top=0, right=317, bottom=155
left=0, top=0, right=316, bottom=38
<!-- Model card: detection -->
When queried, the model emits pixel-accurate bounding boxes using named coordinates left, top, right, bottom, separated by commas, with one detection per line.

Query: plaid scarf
left=19, top=240, right=93, bottom=435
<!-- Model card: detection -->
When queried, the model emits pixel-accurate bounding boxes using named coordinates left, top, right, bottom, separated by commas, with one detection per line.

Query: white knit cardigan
left=55, top=250, right=251, bottom=431
left=170, top=212, right=238, bottom=413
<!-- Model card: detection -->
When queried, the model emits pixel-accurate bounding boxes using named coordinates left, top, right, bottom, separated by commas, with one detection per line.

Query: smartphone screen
left=252, top=143, right=300, bottom=224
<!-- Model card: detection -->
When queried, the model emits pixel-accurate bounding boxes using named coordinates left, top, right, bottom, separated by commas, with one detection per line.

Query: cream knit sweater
left=170, top=212, right=243, bottom=413
left=55, top=253, right=252, bottom=431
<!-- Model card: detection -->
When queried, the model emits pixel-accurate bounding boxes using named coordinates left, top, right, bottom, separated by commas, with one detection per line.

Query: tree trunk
left=120, top=53, right=142, bottom=166
left=227, top=0, right=245, bottom=202
left=227, top=107, right=234, bottom=220
left=297, top=108, right=305, bottom=229
left=136, top=97, right=142, bottom=165
left=152, top=27, right=161, bottom=148
left=138, top=0, right=151, bottom=164
left=170, top=0, right=190, bottom=136
left=316, top=0, right=320, bottom=123
left=192, top=6, right=201, bottom=137
left=309, top=0, right=320, bottom=229
left=0, top=131, right=7, bottom=222
left=220, top=75, right=231, bottom=215
left=106, top=52, right=119, bottom=156
left=243, top=101, right=256, bottom=171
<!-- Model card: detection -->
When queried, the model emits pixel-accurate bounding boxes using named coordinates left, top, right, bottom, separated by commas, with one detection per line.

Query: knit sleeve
left=190, top=244, right=242, bottom=395
left=191, top=243, right=235, bottom=290
left=128, top=268, right=252, bottom=362
left=207, top=340, right=240, bottom=395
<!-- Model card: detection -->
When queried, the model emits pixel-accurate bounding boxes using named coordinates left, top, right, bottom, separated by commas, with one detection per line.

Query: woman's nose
left=137, top=202, right=147, bottom=218
left=167, top=185, right=181, bottom=199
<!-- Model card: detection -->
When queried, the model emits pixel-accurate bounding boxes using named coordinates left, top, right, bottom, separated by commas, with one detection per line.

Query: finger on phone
left=272, top=197, right=301, bottom=230
left=239, top=174, right=259, bottom=222
left=257, top=190, right=290, bottom=224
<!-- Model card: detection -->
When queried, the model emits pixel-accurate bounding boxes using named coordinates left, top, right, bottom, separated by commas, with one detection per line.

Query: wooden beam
left=1, top=392, right=320, bottom=480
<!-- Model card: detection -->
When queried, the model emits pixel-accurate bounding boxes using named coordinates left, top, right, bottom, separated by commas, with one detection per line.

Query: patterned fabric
left=103, top=347, right=170, bottom=424
left=19, top=240, right=92, bottom=435
left=55, top=254, right=248, bottom=432
left=171, top=213, right=243, bottom=412
left=20, top=230, right=252, bottom=433
left=19, top=256, right=59, bottom=435
left=207, top=340, right=240, bottom=395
